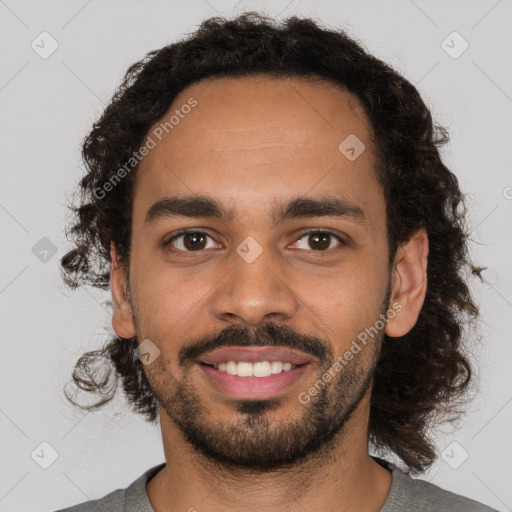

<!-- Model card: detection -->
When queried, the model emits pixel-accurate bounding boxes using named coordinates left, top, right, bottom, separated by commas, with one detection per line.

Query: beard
left=138, top=294, right=389, bottom=472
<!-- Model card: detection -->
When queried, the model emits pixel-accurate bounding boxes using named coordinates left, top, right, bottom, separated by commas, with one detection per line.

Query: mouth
left=197, top=346, right=313, bottom=400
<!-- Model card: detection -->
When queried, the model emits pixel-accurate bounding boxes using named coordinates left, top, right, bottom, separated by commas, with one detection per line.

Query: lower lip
left=199, top=363, right=310, bottom=400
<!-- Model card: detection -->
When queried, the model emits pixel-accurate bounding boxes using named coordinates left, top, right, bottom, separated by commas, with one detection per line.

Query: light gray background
left=1, top=1, right=511, bottom=511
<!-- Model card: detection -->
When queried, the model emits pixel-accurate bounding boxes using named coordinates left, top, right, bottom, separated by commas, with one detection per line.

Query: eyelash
left=164, top=228, right=346, bottom=253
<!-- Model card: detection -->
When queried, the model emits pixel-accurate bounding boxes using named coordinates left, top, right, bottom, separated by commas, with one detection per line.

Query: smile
left=196, top=346, right=314, bottom=400
left=210, top=360, right=296, bottom=377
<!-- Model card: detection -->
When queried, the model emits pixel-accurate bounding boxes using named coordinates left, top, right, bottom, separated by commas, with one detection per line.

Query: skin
left=110, top=75, right=428, bottom=512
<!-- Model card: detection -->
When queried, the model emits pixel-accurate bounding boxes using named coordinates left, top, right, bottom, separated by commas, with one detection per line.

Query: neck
left=146, top=397, right=392, bottom=512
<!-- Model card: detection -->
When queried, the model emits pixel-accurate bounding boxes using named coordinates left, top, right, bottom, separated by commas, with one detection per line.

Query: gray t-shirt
left=55, top=456, right=498, bottom=511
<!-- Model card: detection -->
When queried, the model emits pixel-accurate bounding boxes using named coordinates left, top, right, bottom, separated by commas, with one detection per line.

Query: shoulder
left=374, top=457, right=499, bottom=512
left=402, top=474, right=498, bottom=511
left=54, top=488, right=126, bottom=512
left=54, top=463, right=165, bottom=512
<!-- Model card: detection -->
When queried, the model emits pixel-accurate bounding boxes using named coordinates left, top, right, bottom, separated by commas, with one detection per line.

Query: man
left=56, top=12, right=497, bottom=512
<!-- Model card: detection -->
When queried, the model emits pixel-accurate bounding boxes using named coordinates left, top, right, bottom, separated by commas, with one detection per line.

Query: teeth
left=225, top=361, right=237, bottom=375
left=237, top=362, right=253, bottom=377
left=212, top=360, right=297, bottom=377
left=270, top=361, right=283, bottom=374
left=254, top=361, right=271, bottom=377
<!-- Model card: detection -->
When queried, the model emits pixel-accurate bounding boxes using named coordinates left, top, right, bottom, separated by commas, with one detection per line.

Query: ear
left=110, top=242, right=136, bottom=339
left=385, top=228, right=429, bottom=338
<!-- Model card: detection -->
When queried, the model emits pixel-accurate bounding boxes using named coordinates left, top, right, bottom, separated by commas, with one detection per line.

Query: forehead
left=149, top=75, right=372, bottom=154
left=133, top=75, right=383, bottom=225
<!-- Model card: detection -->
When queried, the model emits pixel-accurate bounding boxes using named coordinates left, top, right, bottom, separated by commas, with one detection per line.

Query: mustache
left=178, top=323, right=328, bottom=367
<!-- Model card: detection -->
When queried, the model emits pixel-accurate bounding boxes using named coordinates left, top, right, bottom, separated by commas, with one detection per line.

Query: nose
left=210, top=242, right=299, bottom=327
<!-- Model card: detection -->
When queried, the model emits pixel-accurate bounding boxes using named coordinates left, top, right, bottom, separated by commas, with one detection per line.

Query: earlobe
left=110, top=242, right=136, bottom=339
left=385, top=229, right=429, bottom=338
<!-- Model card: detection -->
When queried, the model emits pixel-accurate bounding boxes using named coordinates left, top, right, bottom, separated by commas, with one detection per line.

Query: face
left=113, top=76, right=395, bottom=469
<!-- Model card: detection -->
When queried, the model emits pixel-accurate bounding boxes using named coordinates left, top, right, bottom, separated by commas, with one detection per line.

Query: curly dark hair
left=60, top=12, right=483, bottom=474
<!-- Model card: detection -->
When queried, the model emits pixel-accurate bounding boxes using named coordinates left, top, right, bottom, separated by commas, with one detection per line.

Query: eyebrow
left=144, top=194, right=367, bottom=227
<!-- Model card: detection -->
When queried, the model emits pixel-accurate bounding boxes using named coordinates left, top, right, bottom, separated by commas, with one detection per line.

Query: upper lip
left=198, top=347, right=312, bottom=366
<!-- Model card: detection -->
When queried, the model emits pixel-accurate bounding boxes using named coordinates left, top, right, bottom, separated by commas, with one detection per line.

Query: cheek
left=129, top=247, right=213, bottom=338
left=137, top=277, right=210, bottom=338
left=297, top=255, right=388, bottom=347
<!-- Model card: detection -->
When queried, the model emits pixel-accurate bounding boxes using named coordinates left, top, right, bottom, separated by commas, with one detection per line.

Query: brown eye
left=166, top=231, right=217, bottom=252
left=293, top=231, right=344, bottom=251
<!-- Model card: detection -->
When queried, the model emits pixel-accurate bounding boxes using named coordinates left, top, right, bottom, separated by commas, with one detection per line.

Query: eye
left=291, top=230, right=345, bottom=251
left=165, top=230, right=219, bottom=252
left=164, top=228, right=346, bottom=253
